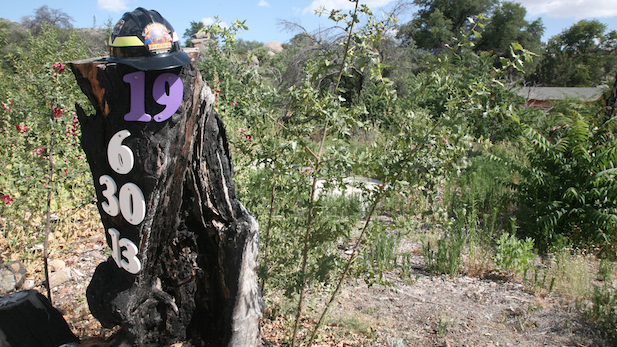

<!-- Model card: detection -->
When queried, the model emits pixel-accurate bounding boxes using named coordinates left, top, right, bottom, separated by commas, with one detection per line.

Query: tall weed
left=359, top=227, right=401, bottom=285
left=587, top=282, right=617, bottom=344
left=423, top=233, right=464, bottom=277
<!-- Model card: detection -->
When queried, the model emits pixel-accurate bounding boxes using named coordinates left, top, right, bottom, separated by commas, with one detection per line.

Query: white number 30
left=99, top=175, right=146, bottom=226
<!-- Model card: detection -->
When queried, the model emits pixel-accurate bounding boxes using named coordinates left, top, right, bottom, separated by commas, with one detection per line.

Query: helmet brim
left=107, top=50, right=191, bottom=71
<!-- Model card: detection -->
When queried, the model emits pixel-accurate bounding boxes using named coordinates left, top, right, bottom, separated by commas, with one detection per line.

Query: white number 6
left=108, top=130, right=134, bottom=174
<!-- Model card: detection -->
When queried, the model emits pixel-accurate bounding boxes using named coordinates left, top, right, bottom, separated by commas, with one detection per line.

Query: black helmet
left=108, top=7, right=190, bottom=71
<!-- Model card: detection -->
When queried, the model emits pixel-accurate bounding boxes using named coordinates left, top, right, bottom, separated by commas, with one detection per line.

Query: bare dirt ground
left=260, top=245, right=613, bottom=347
left=4, top=214, right=613, bottom=347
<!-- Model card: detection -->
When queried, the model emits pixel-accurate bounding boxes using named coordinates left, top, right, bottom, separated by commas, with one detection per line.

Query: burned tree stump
left=0, top=290, right=80, bottom=347
left=69, top=58, right=262, bottom=346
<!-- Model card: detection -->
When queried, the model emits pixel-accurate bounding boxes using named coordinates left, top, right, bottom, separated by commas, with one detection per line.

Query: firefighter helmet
left=108, top=7, right=190, bottom=71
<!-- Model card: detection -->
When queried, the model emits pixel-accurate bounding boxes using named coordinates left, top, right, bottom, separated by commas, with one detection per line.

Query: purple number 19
left=124, top=71, right=183, bottom=123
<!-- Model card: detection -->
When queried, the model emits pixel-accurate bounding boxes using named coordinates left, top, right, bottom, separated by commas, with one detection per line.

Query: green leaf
left=511, top=42, right=524, bottom=51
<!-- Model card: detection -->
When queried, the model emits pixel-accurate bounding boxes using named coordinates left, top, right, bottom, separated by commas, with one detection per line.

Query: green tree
left=399, top=0, right=497, bottom=52
left=475, top=2, right=544, bottom=61
left=234, top=38, right=264, bottom=54
left=530, top=19, right=617, bottom=86
left=1, top=7, right=105, bottom=70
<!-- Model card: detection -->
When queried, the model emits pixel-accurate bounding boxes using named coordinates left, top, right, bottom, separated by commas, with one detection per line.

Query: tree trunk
left=69, top=58, right=262, bottom=346
left=0, top=290, right=80, bottom=347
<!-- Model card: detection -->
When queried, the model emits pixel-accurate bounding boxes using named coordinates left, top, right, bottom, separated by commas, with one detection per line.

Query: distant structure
left=515, top=86, right=606, bottom=109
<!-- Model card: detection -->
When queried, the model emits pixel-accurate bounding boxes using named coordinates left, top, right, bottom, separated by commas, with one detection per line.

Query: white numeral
left=99, top=176, right=146, bottom=226
left=100, top=175, right=120, bottom=216
left=108, top=130, right=134, bottom=174
left=108, top=227, right=121, bottom=266
left=101, top=128, right=145, bottom=274
left=108, top=228, right=142, bottom=274
left=119, top=182, right=146, bottom=225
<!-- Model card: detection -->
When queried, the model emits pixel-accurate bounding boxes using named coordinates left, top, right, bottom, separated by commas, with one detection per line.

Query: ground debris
left=6, top=221, right=613, bottom=347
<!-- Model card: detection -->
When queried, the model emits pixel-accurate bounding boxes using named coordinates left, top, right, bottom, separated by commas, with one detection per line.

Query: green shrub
left=423, top=233, right=464, bottom=277
left=494, top=231, right=535, bottom=277
left=493, top=101, right=617, bottom=254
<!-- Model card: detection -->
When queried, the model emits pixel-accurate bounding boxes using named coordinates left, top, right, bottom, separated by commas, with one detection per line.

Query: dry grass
left=548, top=250, right=596, bottom=302
left=464, top=242, right=494, bottom=278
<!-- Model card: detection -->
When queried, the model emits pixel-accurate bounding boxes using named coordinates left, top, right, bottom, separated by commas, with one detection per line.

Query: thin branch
left=304, top=119, right=442, bottom=345
left=291, top=120, right=330, bottom=347
left=304, top=144, right=319, bottom=161
left=259, top=181, right=277, bottom=293
left=334, top=0, right=361, bottom=92
left=43, top=124, right=55, bottom=304
left=306, top=169, right=404, bottom=346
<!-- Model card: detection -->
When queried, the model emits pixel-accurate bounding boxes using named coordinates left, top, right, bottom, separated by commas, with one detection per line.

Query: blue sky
left=2, top=0, right=617, bottom=44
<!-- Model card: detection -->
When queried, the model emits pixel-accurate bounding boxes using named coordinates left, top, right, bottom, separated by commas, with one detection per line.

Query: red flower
left=442, top=138, right=447, bottom=144
left=1, top=102, right=10, bottom=112
left=1, top=194, right=14, bottom=205
left=53, top=62, right=65, bottom=74
left=53, top=107, right=63, bottom=118
left=65, top=116, right=79, bottom=137
left=236, top=128, right=252, bottom=143
left=15, top=124, right=29, bottom=134
left=32, top=146, right=45, bottom=155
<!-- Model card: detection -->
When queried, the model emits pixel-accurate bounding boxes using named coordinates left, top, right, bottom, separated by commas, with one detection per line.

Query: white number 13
left=108, top=228, right=141, bottom=274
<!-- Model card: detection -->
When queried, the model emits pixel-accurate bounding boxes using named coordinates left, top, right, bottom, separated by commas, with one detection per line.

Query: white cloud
left=97, top=0, right=129, bottom=12
left=514, top=0, right=617, bottom=19
left=302, top=0, right=395, bottom=15
left=258, top=0, right=271, bottom=7
left=202, top=17, right=228, bottom=29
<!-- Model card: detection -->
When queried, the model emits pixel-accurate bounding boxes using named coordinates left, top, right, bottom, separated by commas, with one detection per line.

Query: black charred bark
left=69, top=58, right=262, bottom=346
